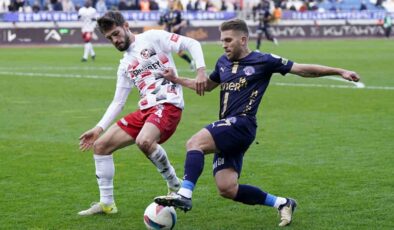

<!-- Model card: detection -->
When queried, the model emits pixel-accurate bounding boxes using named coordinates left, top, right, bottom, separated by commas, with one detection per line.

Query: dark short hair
left=97, top=11, right=126, bottom=33
left=220, top=18, right=249, bottom=37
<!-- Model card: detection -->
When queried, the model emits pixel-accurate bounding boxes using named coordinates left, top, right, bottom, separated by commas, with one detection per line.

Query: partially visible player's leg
left=79, top=124, right=134, bottom=216
left=209, top=116, right=295, bottom=226
left=86, top=42, right=95, bottom=60
left=264, top=27, right=278, bottom=45
left=137, top=122, right=181, bottom=193
left=154, top=128, right=216, bottom=211
left=82, top=43, right=89, bottom=62
left=256, top=30, right=262, bottom=50
left=82, top=32, right=91, bottom=61
left=177, top=51, right=194, bottom=70
left=214, top=168, right=238, bottom=199
left=136, top=104, right=183, bottom=193
left=177, top=128, right=216, bottom=197
left=215, top=162, right=296, bottom=226
left=88, top=33, right=96, bottom=60
left=215, top=168, right=287, bottom=208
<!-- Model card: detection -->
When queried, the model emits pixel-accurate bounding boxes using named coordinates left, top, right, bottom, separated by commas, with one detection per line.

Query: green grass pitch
left=0, top=39, right=393, bottom=229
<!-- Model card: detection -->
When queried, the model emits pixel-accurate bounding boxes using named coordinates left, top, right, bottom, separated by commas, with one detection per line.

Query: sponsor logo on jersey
left=221, top=77, right=247, bottom=91
left=140, top=48, right=156, bottom=59
left=129, top=60, right=163, bottom=78
left=243, top=66, right=255, bottom=76
left=170, top=33, right=180, bottom=42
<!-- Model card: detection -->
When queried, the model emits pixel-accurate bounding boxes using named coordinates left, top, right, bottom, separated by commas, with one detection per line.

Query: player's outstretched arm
left=290, top=63, right=360, bottom=82
left=162, top=68, right=196, bottom=90
left=162, top=68, right=218, bottom=92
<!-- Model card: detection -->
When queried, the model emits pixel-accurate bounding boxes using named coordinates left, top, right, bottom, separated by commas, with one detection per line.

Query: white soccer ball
left=143, top=202, right=177, bottom=230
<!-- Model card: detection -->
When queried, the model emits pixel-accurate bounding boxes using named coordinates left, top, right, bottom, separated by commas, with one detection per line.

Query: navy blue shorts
left=205, top=116, right=257, bottom=177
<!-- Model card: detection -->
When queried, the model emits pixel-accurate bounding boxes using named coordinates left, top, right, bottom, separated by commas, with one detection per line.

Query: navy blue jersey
left=253, top=2, right=272, bottom=27
left=160, top=10, right=183, bottom=34
left=209, top=51, right=293, bottom=119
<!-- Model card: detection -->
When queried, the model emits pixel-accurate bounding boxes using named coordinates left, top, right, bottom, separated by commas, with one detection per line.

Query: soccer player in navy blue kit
left=155, top=18, right=360, bottom=227
left=253, top=0, right=278, bottom=49
left=159, top=0, right=195, bottom=70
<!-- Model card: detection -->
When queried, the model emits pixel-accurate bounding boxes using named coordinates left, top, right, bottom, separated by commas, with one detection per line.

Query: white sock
left=148, top=145, right=178, bottom=187
left=88, top=42, right=95, bottom=56
left=178, top=188, right=192, bottom=199
left=274, top=197, right=287, bottom=208
left=94, top=154, right=115, bottom=205
left=83, top=43, right=89, bottom=59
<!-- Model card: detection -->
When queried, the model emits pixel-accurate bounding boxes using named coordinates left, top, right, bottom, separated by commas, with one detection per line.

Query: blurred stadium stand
left=318, top=0, right=381, bottom=11
left=1, top=0, right=393, bottom=14
left=0, top=0, right=392, bottom=45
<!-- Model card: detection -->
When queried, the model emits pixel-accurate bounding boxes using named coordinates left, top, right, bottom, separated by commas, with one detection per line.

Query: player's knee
left=136, top=137, right=154, bottom=154
left=185, top=138, right=194, bottom=149
left=93, top=139, right=109, bottom=154
left=186, top=136, right=201, bottom=150
left=217, top=183, right=238, bottom=199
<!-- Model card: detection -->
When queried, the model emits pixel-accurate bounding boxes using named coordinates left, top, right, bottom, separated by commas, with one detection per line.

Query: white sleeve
left=178, top=35, right=206, bottom=69
left=96, top=67, right=133, bottom=130
left=152, top=30, right=206, bottom=69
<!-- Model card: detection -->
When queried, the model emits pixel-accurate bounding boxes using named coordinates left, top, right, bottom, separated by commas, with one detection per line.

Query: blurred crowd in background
left=1, top=0, right=393, bottom=14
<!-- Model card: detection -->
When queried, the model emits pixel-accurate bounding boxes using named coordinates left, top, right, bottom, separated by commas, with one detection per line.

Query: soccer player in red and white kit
left=78, top=0, right=97, bottom=62
left=78, top=11, right=207, bottom=216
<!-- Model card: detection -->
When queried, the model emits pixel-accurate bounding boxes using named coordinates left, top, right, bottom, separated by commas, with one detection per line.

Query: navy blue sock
left=256, top=39, right=261, bottom=49
left=180, top=53, right=192, bottom=63
left=234, top=184, right=268, bottom=205
left=183, top=150, right=204, bottom=185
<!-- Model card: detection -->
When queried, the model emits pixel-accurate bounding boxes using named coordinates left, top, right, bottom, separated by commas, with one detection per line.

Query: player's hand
left=79, top=126, right=103, bottom=152
left=162, top=68, right=177, bottom=82
left=195, top=67, right=207, bottom=96
left=171, top=26, right=179, bottom=32
left=342, top=70, right=360, bottom=82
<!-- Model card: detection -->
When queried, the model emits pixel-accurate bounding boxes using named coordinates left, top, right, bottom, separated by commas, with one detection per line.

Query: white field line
left=0, top=66, right=194, bottom=72
left=0, top=71, right=114, bottom=79
left=272, top=82, right=394, bottom=90
left=1, top=70, right=394, bottom=91
left=323, top=76, right=365, bottom=88
left=0, top=66, right=116, bottom=71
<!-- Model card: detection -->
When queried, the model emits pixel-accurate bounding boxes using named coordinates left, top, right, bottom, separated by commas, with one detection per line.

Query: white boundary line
left=324, top=76, right=365, bottom=88
left=1, top=71, right=394, bottom=91
left=0, top=71, right=114, bottom=79
left=272, top=82, right=394, bottom=90
left=0, top=66, right=115, bottom=71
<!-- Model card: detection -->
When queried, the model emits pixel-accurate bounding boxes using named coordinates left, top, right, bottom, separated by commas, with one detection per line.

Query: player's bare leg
left=78, top=124, right=134, bottom=216
left=137, top=122, right=181, bottom=194
left=155, top=128, right=215, bottom=212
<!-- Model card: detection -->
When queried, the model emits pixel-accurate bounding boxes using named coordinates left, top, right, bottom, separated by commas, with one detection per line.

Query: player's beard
left=116, top=29, right=131, bottom=51
left=227, top=48, right=242, bottom=61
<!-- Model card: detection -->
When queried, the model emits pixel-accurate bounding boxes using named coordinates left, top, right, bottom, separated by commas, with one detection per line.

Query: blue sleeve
left=209, top=60, right=221, bottom=83
left=267, top=54, right=294, bottom=76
